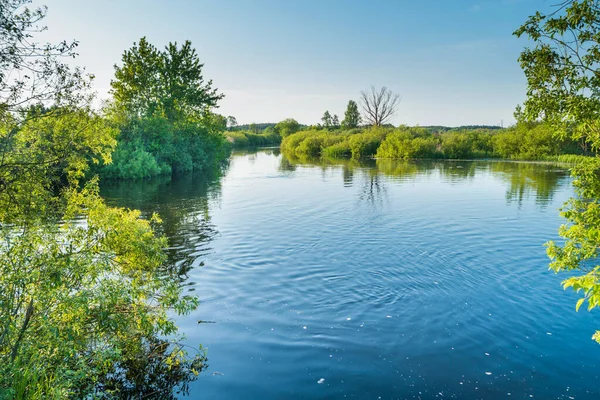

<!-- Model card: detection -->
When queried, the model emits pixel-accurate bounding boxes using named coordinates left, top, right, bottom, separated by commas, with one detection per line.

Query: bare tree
left=360, top=86, right=400, bottom=126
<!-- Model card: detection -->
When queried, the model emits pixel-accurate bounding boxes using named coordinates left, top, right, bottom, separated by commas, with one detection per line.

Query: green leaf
left=576, top=298, right=585, bottom=312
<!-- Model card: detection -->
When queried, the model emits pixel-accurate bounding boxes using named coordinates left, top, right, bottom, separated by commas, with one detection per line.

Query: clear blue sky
left=37, top=0, right=552, bottom=126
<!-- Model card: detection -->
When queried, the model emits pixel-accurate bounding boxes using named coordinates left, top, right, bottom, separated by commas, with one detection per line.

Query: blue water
left=102, top=149, right=600, bottom=399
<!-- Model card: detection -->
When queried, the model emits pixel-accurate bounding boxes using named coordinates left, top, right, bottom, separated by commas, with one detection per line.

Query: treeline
left=421, top=125, right=504, bottom=133
left=281, top=123, right=589, bottom=160
left=225, top=118, right=303, bottom=148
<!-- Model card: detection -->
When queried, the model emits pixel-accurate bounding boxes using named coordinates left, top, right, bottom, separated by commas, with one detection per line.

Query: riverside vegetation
left=280, top=122, right=590, bottom=161
left=0, top=1, right=227, bottom=398
left=3, top=0, right=600, bottom=398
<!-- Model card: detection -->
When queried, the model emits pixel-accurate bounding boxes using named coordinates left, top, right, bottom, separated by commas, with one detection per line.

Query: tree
left=514, top=0, right=600, bottom=152
left=105, top=38, right=228, bottom=180
left=516, top=0, right=600, bottom=343
left=332, top=114, right=340, bottom=129
left=321, top=110, right=333, bottom=129
left=360, top=86, right=400, bottom=126
left=275, top=118, right=301, bottom=137
left=111, top=37, right=223, bottom=121
left=0, top=1, right=206, bottom=396
left=227, top=115, right=237, bottom=130
left=342, top=100, right=361, bottom=129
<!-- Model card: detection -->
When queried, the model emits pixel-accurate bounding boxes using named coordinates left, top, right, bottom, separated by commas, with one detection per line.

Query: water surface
left=102, top=149, right=600, bottom=399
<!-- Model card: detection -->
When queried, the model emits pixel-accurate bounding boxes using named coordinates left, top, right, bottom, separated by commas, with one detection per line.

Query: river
left=101, top=149, right=600, bottom=399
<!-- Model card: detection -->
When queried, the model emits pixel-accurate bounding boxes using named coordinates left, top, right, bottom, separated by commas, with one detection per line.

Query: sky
left=36, top=0, right=554, bottom=127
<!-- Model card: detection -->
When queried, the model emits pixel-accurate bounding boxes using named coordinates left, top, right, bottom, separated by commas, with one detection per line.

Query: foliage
left=492, top=123, right=564, bottom=160
left=275, top=118, right=302, bottom=138
left=546, top=159, right=600, bottom=343
left=342, top=100, right=362, bottom=129
left=440, top=132, right=473, bottom=159
left=226, top=115, right=237, bottom=130
left=103, top=38, right=229, bottom=180
left=0, top=1, right=206, bottom=397
left=282, top=124, right=585, bottom=161
left=111, top=37, right=223, bottom=121
left=226, top=126, right=282, bottom=148
left=516, top=0, right=600, bottom=343
left=321, top=110, right=333, bottom=129
left=347, top=128, right=388, bottom=158
left=376, top=128, right=439, bottom=159
left=514, top=0, right=600, bottom=152
left=1, top=108, right=118, bottom=222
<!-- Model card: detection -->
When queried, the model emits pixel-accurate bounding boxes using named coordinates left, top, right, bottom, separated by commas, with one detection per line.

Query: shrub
left=441, top=132, right=473, bottom=159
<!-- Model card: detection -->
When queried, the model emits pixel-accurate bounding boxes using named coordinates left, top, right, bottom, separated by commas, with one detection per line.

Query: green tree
left=0, top=1, right=206, bottom=396
left=104, top=38, right=229, bottom=180
left=514, top=0, right=600, bottom=152
left=227, top=115, right=238, bottom=130
left=342, top=100, right=362, bottom=129
left=332, top=114, right=340, bottom=129
left=111, top=37, right=223, bottom=121
left=516, top=0, right=600, bottom=343
left=321, top=110, right=333, bottom=129
left=275, top=118, right=301, bottom=138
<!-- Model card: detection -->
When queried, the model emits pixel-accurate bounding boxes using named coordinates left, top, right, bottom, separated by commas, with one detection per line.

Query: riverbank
left=280, top=124, right=590, bottom=162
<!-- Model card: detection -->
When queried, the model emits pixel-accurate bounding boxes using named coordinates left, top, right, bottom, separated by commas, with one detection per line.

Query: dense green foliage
left=231, top=122, right=277, bottom=131
left=281, top=123, right=584, bottom=161
left=100, top=115, right=229, bottom=180
left=342, top=100, right=362, bottom=129
left=0, top=1, right=206, bottom=397
left=515, top=0, right=600, bottom=343
left=101, top=37, right=229, bottom=180
left=226, top=126, right=282, bottom=148
left=275, top=118, right=302, bottom=138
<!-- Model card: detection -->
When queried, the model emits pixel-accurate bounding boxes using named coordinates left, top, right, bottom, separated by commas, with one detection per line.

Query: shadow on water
left=100, top=167, right=225, bottom=286
left=280, top=151, right=571, bottom=208
left=95, top=167, right=230, bottom=398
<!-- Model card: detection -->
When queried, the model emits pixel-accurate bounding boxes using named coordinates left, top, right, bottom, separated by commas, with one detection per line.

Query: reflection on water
left=281, top=153, right=571, bottom=208
left=100, top=169, right=224, bottom=285
left=99, top=149, right=593, bottom=400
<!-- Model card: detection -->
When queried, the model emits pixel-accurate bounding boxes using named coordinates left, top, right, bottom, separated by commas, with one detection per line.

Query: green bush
left=376, top=130, right=440, bottom=159
left=227, top=128, right=282, bottom=148
left=491, top=122, right=563, bottom=160
left=226, top=131, right=249, bottom=147
left=322, top=141, right=352, bottom=158
left=281, top=123, right=587, bottom=162
left=100, top=116, right=229, bottom=180
left=441, top=132, right=473, bottom=159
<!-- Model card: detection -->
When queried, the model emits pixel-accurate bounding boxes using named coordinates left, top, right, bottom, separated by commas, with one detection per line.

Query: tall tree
left=514, top=0, right=600, bottom=151
left=332, top=114, right=340, bottom=129
left=321, top=110, right=333, bottom=129
left=111, top=37, right=223, bottom=121
left=275, top=118, right=301, bottom=137
left=515, top=0, right=600, bottom=343
left=227, top=115, right=237, bottom=130
left=360, top=86, right=400, bottom=126
left=342, top=100, right=362, bottom=128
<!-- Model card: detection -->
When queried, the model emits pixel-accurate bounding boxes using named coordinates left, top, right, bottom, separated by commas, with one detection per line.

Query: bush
left=100, top=116, right=229, bottom=180
left=227, top=128, right=282, bottom=148
left=322, top=141, right=352, bottom=158
left=441, top=132, right=473, bottom=159
left=491, top=122, right=562, bottom=160
left=376, top=129, right=440, bottom=159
